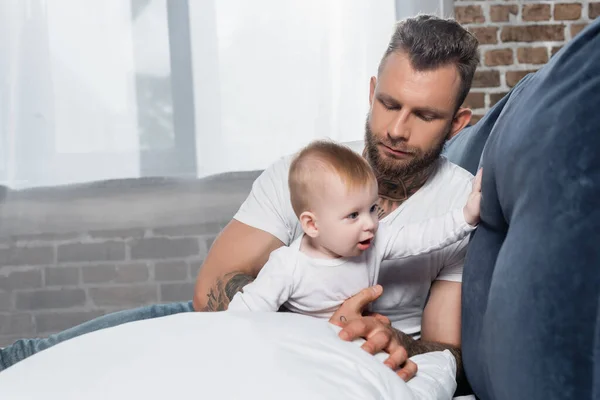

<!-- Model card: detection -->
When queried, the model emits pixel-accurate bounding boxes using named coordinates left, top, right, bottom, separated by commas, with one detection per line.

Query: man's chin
left=373, top=154, right=414, bottom=176
left=380, top=151, right=413, bottom=166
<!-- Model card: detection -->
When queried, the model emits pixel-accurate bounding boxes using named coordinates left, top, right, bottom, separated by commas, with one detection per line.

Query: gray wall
left=0, top=223, right=217, bottom=347
left=0, top=172, right=258, bottom=347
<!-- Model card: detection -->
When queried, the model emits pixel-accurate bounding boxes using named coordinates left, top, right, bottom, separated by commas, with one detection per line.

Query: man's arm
left=192, top=219, right=284, bottom=311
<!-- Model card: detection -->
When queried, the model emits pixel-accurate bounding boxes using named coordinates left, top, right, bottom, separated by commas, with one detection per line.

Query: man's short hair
left=289, top=140, right=376, bottom=217
left=379, top=14, right=479, bottom=110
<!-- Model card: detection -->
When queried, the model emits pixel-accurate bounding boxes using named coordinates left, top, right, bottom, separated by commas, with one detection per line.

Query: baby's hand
left=464, top=168, right=482, bottom=226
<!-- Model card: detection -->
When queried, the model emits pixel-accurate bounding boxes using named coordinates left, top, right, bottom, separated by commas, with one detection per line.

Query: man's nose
left=387, top=109, right=411, bottom=141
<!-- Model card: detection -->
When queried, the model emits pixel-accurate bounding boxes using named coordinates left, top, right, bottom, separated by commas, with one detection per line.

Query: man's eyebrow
left=413, top=106, right=447, bottom=118
left=377, top=93, right=448, bottom=117
left=376, top=93, right=400, bottom=107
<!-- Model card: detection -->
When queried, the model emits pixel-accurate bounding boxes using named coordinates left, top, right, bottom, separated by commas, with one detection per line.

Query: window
left=1, top=0, right=443, bottom=189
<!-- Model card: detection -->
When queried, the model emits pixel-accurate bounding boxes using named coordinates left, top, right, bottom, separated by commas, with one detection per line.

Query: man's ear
left=299, top=211, right=319, bottom=238
left=447, top=107, right=473, bottom=140
left=369, top=76, right=377, bottom=108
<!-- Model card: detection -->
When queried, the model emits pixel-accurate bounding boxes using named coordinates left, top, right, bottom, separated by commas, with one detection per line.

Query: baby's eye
left=347, top=212, right=359, bottom=219
left=370, top=204, right=378, bottom=213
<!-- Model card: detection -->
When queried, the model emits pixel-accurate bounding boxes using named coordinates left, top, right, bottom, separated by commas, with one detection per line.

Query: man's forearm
left=198, top=271, right=254, bottom=311
left=393, top=329, right=471, bottom=395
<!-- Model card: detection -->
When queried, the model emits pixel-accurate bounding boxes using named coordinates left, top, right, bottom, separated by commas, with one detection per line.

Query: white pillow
left=0, top=312, right=457, bottom=400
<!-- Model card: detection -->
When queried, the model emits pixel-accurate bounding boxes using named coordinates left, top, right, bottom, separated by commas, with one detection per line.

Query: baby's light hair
left=288, top=140, right=377, bottom=218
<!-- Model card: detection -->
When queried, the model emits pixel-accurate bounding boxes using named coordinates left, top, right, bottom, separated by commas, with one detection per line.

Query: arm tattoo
left=200, top=271, right=254, bottom=312
left=393, top=328, right=471, bottom=396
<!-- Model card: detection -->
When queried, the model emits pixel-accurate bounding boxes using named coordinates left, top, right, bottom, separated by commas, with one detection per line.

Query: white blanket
left=0, top=311, right=459, bottom=400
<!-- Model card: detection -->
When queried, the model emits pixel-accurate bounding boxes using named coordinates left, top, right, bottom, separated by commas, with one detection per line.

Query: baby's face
left=313, top=176, right=379, bottom=258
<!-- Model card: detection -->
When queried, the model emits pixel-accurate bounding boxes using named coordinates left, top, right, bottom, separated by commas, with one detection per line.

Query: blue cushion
left=442, top=74, right=533, bottom=175
left=461, top=20, right=600, bottom=400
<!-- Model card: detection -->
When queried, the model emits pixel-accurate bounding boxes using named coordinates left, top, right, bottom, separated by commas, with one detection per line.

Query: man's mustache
left=376, top=139, right=419, bottom=155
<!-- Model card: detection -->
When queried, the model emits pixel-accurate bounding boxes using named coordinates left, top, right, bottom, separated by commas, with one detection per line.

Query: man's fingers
left=330, top=285, right=383, bottom=326
left=368, top=312, right=391, bottom=325
left=329, top=314, right=348, bottom=328
left=360, top=330, right=391, bottom=355
left=396, top=359, right=418, bottom=382
left=338, top=319, right=368, bottom=341
left=382, top=344, right=409, bottom=371
left=347, top=285, right=383, bottom=313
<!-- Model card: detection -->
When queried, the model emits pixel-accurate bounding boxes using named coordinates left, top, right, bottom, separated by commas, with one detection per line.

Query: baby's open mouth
left=357, top=238, right=372, bottom=250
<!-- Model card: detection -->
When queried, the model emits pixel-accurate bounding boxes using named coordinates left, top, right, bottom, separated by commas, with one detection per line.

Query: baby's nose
left=363, top=218, right=375, bottom=231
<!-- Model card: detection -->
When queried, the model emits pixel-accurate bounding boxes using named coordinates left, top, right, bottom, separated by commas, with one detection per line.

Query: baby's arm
left=228, top=247, right=295, bottom=312
left=379, top=208, right=475, bottom=260
left=380, top=169, right=482, bottom=260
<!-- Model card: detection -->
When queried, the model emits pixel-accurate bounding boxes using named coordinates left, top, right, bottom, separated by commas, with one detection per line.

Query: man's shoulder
left=436, top=156, right=475, bottom=183
left=427, top=157, right=474, bottom=198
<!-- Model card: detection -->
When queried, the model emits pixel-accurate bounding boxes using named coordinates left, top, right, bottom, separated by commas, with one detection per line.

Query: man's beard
left=364, top=117, right=447, bottom=180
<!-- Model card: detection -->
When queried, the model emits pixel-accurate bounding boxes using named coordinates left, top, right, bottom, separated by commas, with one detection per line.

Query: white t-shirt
left=229, top=207, right=474, bottom=319
left=233, top=145, right=474, bottom=335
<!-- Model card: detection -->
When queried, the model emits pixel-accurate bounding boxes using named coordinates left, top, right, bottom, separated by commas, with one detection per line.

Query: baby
left=228, top=140, right=481, bottom=318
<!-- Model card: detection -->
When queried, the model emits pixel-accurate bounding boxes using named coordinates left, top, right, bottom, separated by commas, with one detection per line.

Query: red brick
left=472, top=70, right=501, bottom=88
left=506, top=69, right=538, bottom=88
left=462, top=92, right=485, bottom=109
left=485, top=49, right=514, bottom=66
left=571, top=23, right=589, bottom=38
left=522, top=4, right=551, bottom=21
left=590, top=3, right=600, bottom=19
left=501, top=25, right=565, bottom=43
left=469, top=27, right=498, bottom=45
left=517, top=47, right=548, bottom=64
left=554, top=3, right=582, bottom=21
left=489, top=92, right=509, bottom=107
left=490, top=5, right=519, bottom=22
left=455, top=5, right=486, bottom=24
left=551, top=46, right=563, bottom=57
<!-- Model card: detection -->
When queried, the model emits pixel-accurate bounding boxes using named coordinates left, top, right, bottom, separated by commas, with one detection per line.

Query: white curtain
left=190, top=0, right=396, bottom=177
left=0, top=0, right=397, bottom=189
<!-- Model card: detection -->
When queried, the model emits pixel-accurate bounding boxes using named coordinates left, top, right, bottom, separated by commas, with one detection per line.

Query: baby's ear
left=299, top=211, right=319, bottom=238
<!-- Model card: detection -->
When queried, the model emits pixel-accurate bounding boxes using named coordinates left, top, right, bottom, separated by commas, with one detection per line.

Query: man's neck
left=376, top=162, right=438, bottom=220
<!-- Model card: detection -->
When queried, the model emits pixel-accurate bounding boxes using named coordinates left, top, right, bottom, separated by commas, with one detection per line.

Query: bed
left=0, top=311, right=463, bottom=400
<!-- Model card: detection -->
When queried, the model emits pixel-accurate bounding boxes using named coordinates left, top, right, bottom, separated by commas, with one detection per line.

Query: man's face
left=365, top=51, right=466, bottom=179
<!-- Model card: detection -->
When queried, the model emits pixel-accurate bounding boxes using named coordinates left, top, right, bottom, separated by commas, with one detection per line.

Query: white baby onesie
left=228, top=207, right=474, bottom=319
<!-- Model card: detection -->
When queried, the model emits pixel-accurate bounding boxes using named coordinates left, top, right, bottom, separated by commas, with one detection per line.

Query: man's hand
left=329, top=285, right=389, bottom=326
left=338, top=316, right=418, bottom=382
left=328, top=285, right=417, bottom=382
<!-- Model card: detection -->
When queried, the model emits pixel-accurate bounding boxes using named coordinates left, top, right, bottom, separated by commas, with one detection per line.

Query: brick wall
left=0, top=223, right=220, bottom=347
left=456, top=0, right=600, bottom=123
